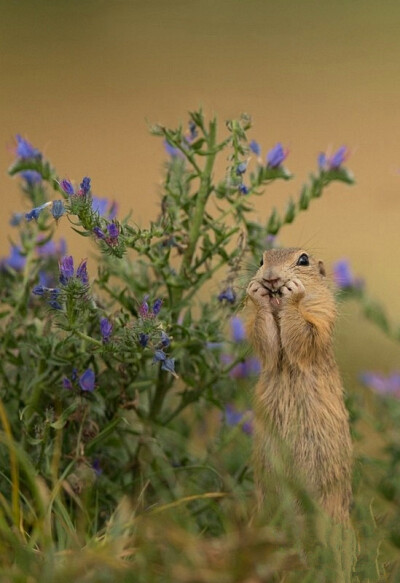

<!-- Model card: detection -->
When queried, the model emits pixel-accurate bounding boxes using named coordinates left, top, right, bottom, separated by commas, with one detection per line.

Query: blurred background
left=1, top=0, right=400, bottom=382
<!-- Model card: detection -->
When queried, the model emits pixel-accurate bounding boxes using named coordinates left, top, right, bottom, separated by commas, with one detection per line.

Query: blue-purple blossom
left=160, top=331, right=170, bottom=347
left=139, top=296, right=150, bottom=318
left=76, top=259, right=89, bottom=284
left=10, top=213, right=24, bottom=227
left=139, top=333, right=149, bottom=347
left=79, top=177, right=91, bottom=196
left=161, top=357, right=176, bottom=375
left=360, top=371, right=400, bottom=398
left=93, top=226, right=106, bottom=239
left=332, top=259, right=363, bottom=290
left=164, top=140, right=182, bottom=158
left=218, top=287, right=236, bottom=304
left=266, top=143, right=288, bottom=168
left=238, top=184, right=249, bottom=195
left=51, top=200, right=65, bottom=220
left=318, top=146, right=349, bottom=171
left=224, top=404, right=253, bottom=435
left=230, top=358, right=261, bottom=379
left=32, top=285, right=46, bottom=296
left=100, top=317, right=113, bottom=343
left=48, top=299, right=63, bottom=310
left=20, top=170, right=42, bottom=185
left=92, top=458, right=103, bottom=477
left=15, top=135, right=41, bottom=160
left=59, top=256, right=74, bottom=285
left=1, top=246, right=26, bottom=271
left=36, top=237, right=67, bottom=258
left=60, top=179, right=75, bottom=196
left=62, top=377, right=73, bottom=390
left=25, top=202, right=50, bottom=222
left=249, top=140, right=261, bottom=156
left=153, top=350, right=166, bottom=363
left=152, top=298, right=163, bottom=315
left=91, top=196, right=118, bottom=219
left=230, top=316, right=246, bottom=343
left=107, top=223, right=119, bottom=243
left=188, top=121, right=198, bottom=141
left=79, top=369, right=95, bottom=392
left=236, top=161, right=247, bottom=175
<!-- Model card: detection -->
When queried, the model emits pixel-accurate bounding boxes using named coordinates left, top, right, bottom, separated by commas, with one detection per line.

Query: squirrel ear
left=318, top=260, right=326, bottom=277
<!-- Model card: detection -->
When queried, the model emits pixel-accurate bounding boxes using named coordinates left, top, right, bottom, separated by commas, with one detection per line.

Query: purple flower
left=266, top=143, right=288, bottom=168
left=15, top=135, right=41, bottom=160
left=188, top=121, right=198, bottom=141
left=236, top=161, right=247, bottom=175
left=152, top=298, right=163, bottom=315
left=249, top=140, right=261, bottom=156
left=332, top=259, right=362, bottom=289
left=79, top=368, right=95, bottom=392
left=60, top=179, right=75, bottom=196
left=153, top=349, right=166, bottom=363
left=218, top=287, right=236, bottom=304
left=20, top=170, right=42, bottom=185
left=48, top=299, right=63, bottom=310
left=59, top=256, right=74, bottom=285
left=79, top=177, right=91, bottom=196
left=139, top=296, right=150, bottom=318
left=106, top=223, right=119, bottom=244
left=51, top=200, right=65, bottom=220
left=92, top=458, right=103, bottom=477
left=100, top=317, right=113, bottom=343
left=230, top=358, right=261, bottom=379
left=230, top=316, right=246, bottom=343
left=160, top=331, right=170, bottom=347
left=318, top=146, right=349, bottom=171
left=1, top=246, right=26, bottom=271
left=224, top=404, right=253, bottom=435
left=62, top=377, right=73, bottom=390
left=93, top=226, right=106, bottom=240
left=76, top=259, right=89, bottom=284
left=329, top=146, right=348, bottom=169
left=164, top=140, right=182, bottom=158
left=36, top=237, right=67, bottom=258
left=161, top=357, right=176, bottom=375
left=238, top=184, right=249, bottom=195
left=25, top=202, right=50, bottom=222
left=92, top=196, right=118, bottom=219
left=10, top=213, right=24, bottom=227
left=32, top=285, right=46, bottom=296
left=139, top=333, right=149, bottom=347
left=360, top=371, right=400, bottom=397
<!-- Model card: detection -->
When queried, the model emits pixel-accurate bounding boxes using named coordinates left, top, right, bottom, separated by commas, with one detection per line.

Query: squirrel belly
left=246, top=248, right=352, bottom=523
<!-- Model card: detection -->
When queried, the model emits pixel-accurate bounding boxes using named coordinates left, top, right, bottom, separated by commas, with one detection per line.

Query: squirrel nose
left=263, top=277, right=281, bottom=287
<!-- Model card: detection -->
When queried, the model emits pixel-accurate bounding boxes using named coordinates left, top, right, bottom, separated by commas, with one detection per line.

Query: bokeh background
left=1, top=0, right=400, bottom=383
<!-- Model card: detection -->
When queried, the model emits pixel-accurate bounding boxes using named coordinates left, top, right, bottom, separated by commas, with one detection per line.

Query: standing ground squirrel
left=246, top=248, right=352, bottom=523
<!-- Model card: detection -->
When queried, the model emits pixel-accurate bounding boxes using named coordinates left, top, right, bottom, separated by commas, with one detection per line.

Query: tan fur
left=245, top=248, right=352, bottom=523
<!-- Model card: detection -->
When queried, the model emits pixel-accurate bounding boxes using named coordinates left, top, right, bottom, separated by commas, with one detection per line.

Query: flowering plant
left=6, top=111, right=391, bottom=581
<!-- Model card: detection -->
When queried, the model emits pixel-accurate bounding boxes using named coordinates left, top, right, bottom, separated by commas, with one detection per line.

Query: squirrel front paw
left=247, top=280, right=271, bottom=308
left=281, top=278, right=305, bottom=302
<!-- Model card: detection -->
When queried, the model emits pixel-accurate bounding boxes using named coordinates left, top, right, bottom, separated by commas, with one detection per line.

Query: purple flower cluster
left=32, top=284, right=62, bottom=310
left=360, top=371, right=400, bottom=398
left=63, top=368, right=96, bottom=392
left=24, top=200, right=65, bottom=223
left=153, top=349, right=176, bottom=376
left=139, top=296, right=163, bottom=319
left=93, top=223, right=120, bottom=246
left=318, top=146, right=349, bottom=171
left=224, top=404, right=253, bottom=435
left=59, top=256, right=89, bottom=286
left=0, top=245, right=26, bottom=271
left=20, top=170, right=42, bottom=186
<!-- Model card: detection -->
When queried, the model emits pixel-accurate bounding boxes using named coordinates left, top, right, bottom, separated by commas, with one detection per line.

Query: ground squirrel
left=246, top=248, right=352, bottom=522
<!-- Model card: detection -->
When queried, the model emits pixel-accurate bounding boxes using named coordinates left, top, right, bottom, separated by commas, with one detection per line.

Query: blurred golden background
left=1, top=0, right=400, bottom=381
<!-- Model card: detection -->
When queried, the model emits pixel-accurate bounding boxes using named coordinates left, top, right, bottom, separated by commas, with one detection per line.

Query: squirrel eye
left=297, top=253, right=309, bottom=267
left=259, top=257, right=264, bottom=266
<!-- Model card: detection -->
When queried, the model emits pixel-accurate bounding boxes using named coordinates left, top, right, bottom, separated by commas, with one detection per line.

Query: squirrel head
left=254, top=248, right=327, bottom=294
